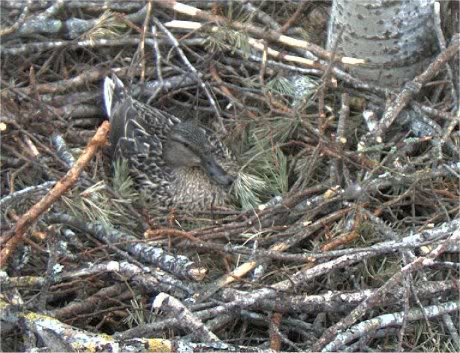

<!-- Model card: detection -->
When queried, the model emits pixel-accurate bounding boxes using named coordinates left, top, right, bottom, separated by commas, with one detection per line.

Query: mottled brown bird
left=103, top=75, right=236, bottom=210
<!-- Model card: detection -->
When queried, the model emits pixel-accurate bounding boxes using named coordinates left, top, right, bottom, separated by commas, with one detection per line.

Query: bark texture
left=327, top=0, right=437, bottom=87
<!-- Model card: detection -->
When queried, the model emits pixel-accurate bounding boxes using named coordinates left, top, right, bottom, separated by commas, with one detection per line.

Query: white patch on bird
left=103, top=77, right=114, bottom=117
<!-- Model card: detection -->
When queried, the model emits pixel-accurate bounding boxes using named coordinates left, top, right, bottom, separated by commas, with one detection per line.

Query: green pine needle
left=113, top=159, right=138, bottom=201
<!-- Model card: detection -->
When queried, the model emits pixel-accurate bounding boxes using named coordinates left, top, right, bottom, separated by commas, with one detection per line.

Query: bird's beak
left=201, top=156, right=235, bottom=188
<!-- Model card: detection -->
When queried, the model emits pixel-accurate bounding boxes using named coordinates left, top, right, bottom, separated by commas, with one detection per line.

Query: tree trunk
left=327, top=0, right=438, bottom=88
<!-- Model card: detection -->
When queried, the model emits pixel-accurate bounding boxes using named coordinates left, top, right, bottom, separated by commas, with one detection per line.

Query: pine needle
left=82, top=10, right=127, bottom=45
left=233, top=171, right=266, bottom=210
left=206, top=27, right=251, bottom=58
left=113, top=159, right=138, bottom=201
left=266, top=75, right=295, bottom=97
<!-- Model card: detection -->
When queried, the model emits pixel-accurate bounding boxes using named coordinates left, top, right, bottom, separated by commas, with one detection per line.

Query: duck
left=103, top=75, right=237, bottom=211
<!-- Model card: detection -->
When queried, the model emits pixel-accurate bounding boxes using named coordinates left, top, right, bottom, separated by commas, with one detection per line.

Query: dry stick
left=279, top=0, right=308, bottom=33
left=48, top=283, right=132, bottom=320
left=324, top=301, right=459, bottom=352
left=193, top=209, right=348, bottom=303
left=318, top=28, right=343, bottom=135
left=153, top=17, right=227, bottom=134
left=153, top=293, right=221, bottom=343
left=209, top=63, right=258, bottom=119
left=375, top=34, right=460, bottom=141
left=311, top=229, right=460, bottom=352
left=34, top=0, right=65, bottom=20
left=269, top=312, right=283, bottom=351
left=427, top=12, right=460, bottom=334
left=0, top=0, right=32, bottom=36
left=16, top=66, right=154, bottom=95
left=146, top=23, right=164, bottom=104
left=1, top=37, right=143, bottom=56
left=165, top=20, right=321, bottom=69
left=332, top=93, right=350, bottom=185
left=139, top=0, right=153, bottom=84
left=433, top=4, right=460, bottom=161
left=156, top=0, right=364, bottom=65
left=433, top=1, right=458, bottom=109
left=0, top=298, right=174, bottom=353
left=242, top=1, right=281, bottom=31
left=144, top=228, right=201, bottom=242
left=0, top=121, right=110, bottom=268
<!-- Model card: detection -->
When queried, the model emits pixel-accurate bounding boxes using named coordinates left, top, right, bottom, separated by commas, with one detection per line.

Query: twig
left=153, top=17, right=227, bottom=134
left=0, top=0, right=32, bottom=37
left=220, top=280, right=455, bottom=315
left=37, top=225, right=59, bottom=312
left=146, top=23, right=164, bottom=104
left=165, top=20, right=321, bottom=69
left=0, top=298, right=175, bottom=352
left=46, top=213, right=207, bottom=281
left=210, top=62, right=258, bottom=119
left=186, top=217, right=458, bottom=264
left=3, top=4, right=148, bottom=39
left=153, top=292, right=221, bottom=343
left=0, top=121, right=110, bottom=268
left=279, top=1, right=308, bottom=33
left=433, top=1, right=458, bottom=109
left=374, top=34, right=460, bottom=141
left=48, top=283, right=132, bottom=320
left=312, top=229, right=460, bottom=351
left=15, top=66, right=154, bottom=95
left=156, top=0, right=364, bottom=65
left=241, top=1, right=281, bottom=31
left=269, top=312, right=283, bottom=351
left=323, top=301, right=459, bottom=352
left=193, top=209, right=347, bottom=303
left=1, top=37, right=144, bottom=55
left=35, top=0, right=65, bottom=20
left=0, top=181, right=57, bottom=209
left=139, top=0, right=153, bottom=84
left=331, top=93, right=350, bottom=185
left=51, top=134, right=76, bottom=168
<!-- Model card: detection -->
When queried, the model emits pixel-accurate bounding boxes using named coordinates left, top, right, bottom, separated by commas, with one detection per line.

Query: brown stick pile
left=1, top=1, right=458, bottom=352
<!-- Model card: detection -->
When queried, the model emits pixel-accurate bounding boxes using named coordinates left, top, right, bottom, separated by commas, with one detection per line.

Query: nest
left=1, top=1, right=459, bottom=352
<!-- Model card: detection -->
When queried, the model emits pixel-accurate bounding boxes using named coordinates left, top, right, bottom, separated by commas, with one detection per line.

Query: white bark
left=327, top=0, right=437, bottom=88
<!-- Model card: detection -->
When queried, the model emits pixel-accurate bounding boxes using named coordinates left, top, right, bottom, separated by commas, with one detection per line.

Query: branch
left=0, top=121, right=110, bottom=268
left=156, top=0, right=364, bottom=65
left=375, top=34, right=460, bottom=140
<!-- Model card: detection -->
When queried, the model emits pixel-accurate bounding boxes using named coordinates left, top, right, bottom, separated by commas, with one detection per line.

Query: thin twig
left=156, top=0, right=364, bottom=65
left=0, top=0, right=32, bottom=37
left=375, top=34, right=460, bottom=141
left=154, top=17, right=227, bottom=134
left=139, top=0, right=153, bottom=84
left=0, top=121, right=110, bottom=268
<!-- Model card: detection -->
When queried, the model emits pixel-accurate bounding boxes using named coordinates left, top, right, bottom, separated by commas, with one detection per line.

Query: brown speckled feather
left=103, top=75, right=236, bottom=210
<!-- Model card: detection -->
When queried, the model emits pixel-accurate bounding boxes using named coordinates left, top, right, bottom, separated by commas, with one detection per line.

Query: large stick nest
left=1, top=1, right=459, bottom=352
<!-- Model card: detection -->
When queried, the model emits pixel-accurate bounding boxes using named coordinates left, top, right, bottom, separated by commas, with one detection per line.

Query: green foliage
left=82, top=10, right=127, bottom=44
left=206, top=27, right=251, bottom=58
left=266, top=74, right=318, bottom=108
left=112, top=159, right=138, bottom=201
left=252, top=139, right=289, bottom=195
left=123, top=298, right=156, bottom=327
left=233, top=171, right=266, bottom=210
left=235, top=116, right=301, bottom=208
left=265, top=75, right=295, bottom=97
left=61, top=182, right=123, bottom=229
left=59, top=160, right=139, bottom=230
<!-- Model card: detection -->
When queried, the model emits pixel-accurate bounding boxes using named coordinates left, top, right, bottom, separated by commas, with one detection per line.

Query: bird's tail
left=103, top=74, right=125, bottom=118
